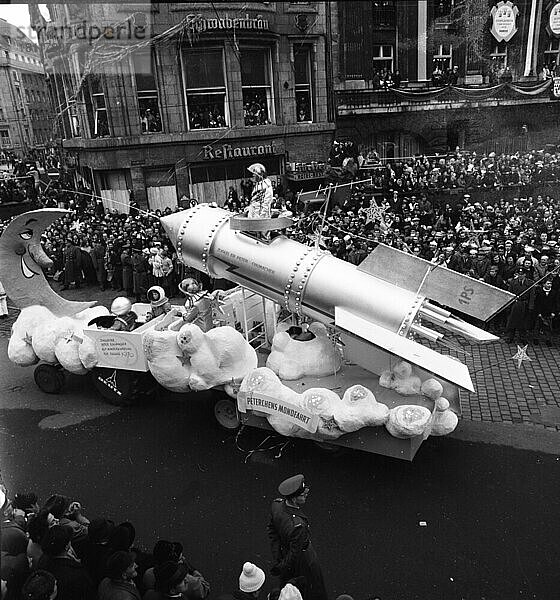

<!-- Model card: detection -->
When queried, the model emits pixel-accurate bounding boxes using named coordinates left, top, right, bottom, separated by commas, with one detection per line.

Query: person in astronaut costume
left=246, top=162, right=274, bottom=219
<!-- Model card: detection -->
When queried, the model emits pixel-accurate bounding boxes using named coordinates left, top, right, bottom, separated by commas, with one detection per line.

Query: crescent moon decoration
left=0, top=209, right=97, bottom=317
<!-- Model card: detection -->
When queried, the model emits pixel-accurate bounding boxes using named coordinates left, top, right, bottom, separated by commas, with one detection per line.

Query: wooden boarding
left=229, top=216, right=293, bottom=232
left=358, top=243, right=515, bottom=321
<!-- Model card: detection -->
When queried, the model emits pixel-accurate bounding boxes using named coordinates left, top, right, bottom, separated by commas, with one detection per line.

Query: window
left=373, top=44, right=394, bottom=71
left=490, top=43, right=507, bottom=66
left=12, top=70, right=19, bottom=82
left=90, top=76, right=109, bottom=137
left=132, top=51, right=162, bottom=133
left=433, top=43, right=452, bottom=70
left=294, top=46, right=313, bottom=122
left=372, top=1, right=396, bottom=28
left=0, top=108, right=4, bottom=121
left=545, top=39, right=560, bottom=68
left=241, top=47, right=273, bottom=126
left=489, top=43, right=508, bottom=83
left=183, top=47, right=227, bottom=130
left=0, top=130, right=10, bottom=147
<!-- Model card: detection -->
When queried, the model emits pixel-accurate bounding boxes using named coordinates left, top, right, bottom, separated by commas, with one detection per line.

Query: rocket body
left=161, top=205, right=422, bottom=334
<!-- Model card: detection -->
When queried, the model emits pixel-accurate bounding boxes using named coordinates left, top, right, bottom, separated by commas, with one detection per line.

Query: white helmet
left=110, top=297, right=132, bottom=316
left=146, top=285, right=168, bottom=307
left=247, top=163, right=267, bottom=178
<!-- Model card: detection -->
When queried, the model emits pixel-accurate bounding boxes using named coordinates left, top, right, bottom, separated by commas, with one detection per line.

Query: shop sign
left=490, top=1, right=519, bottom=43
left=202, top=142, right=276, bottom=160
left=547, top=1, right=560, bottom=36
left=189, top=13, right=270, bottom=34
left=285, top=161, right=326, bottom=181
left=237, top=390, right=319, bottom=433
left=553, top=76, right=560, bottom=97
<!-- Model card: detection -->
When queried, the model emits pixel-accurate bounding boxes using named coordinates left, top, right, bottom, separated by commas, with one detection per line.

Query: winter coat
left=132, top=253, right=149, bottom=297
left=122, top=252, right=133, bottom=291
left=63, top=244, right=82, bottom=285
left=267, top=499, right=327, bottom=600
left=98, top=577, right=142, bottom=600
left=37, top=554, right=96, bottom=600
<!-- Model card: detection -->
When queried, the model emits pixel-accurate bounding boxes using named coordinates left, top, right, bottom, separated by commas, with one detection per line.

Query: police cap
left=278, top=474, right=306, bottom=497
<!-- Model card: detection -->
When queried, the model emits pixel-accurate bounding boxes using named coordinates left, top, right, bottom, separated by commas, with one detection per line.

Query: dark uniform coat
left=533, top=287, right=558, bottom=318
left=63, top=244, right=82, bottom=285
left=131, top=252, right=149, bottom=299
left=267, top=499, right=327, bottom=600
left=121, top=251, right=133, bottom=293
left=506, top=275, right=534, bottom=332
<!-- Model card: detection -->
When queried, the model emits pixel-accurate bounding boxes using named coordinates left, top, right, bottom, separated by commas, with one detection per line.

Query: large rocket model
left=161, top=205, right=514, bottom=391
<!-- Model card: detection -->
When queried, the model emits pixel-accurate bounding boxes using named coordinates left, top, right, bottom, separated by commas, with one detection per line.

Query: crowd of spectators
left=243, top=92, right=270, bottom=127
left=431, top=64, right=460, bottom=86
left=369, top=68, right=402, bottom=90
left=2, top=146, right=560, bottom=344
left=1, top=487, right=311, bottom=600
left=361, top=148, right=560, bottom=193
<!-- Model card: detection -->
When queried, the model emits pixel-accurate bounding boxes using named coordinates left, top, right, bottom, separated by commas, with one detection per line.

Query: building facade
left=32, top=2, right=335, bottom=209
left=0, top=19, right=53, bottom=156
left=331, top=0, right=560, bottom=158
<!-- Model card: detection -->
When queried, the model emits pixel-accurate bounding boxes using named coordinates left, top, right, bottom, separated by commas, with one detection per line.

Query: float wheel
left=92, top=368, right=158, bottom=407
left=214, top=397, right=241, bottom=430
left=34, top=364, right=65, bottom=394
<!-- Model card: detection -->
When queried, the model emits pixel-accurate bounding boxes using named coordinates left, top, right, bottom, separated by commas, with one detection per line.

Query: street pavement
left=1, top=284, right=560, bottom=599
left=0, top=371, right=559, bottom=600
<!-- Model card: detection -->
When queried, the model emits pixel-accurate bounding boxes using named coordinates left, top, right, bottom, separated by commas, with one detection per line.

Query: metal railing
left=336, top=81, right=554, bottom=112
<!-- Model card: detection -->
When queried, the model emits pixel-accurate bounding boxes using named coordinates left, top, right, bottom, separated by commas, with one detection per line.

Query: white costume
left=247, top=178, right=274, bottom=219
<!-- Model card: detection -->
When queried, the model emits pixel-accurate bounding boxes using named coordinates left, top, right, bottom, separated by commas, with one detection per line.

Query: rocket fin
left=358, top=244, right=515, bottom=321
left=335, top=306, right=475, bottom=392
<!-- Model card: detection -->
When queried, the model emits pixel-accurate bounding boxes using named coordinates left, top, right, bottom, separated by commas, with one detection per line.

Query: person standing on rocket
left=246, top=163, right=274, bottom=219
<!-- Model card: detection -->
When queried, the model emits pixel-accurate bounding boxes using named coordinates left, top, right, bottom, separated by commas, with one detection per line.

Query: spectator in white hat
left=217, top=562, right=266, bottom=600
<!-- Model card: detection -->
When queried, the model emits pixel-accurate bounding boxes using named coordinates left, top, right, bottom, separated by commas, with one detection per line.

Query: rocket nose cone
left=160, top=211, right=187, bottom=247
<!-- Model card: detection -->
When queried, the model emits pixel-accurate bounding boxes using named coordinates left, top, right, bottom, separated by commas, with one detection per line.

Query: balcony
left=336, top=79, right=557, bottom=116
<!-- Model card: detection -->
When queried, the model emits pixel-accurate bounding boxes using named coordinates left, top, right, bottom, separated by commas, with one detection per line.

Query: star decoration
left=176, top=353, right=191, bottom=367
left=364, top=202, right=386, bottom=225
left=320, top=415, right=340, bottom=432
left=512, top=345, right=532, bottom=369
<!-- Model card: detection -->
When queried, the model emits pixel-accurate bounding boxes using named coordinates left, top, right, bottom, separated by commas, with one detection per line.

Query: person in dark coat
left=20, top=570, right=58, bottom=600
left=1, top=498, right=30, bottom=598
left=267, top=475, right=327, bottom=600
left=79, top=517, right=116, bottom=587
left=532, top=279, right=558, bottom=343
left=505, top=267, right=535, bottom=343
left=98, top=551, right=141, bottom=600
left=131, top=248, right=150, bottom=303
left=91, top=238, right=107, bottom=291
left=121, top=246, right=133, bottom=297
left=37, top=525, right=96, bottom=600
left=61, top=240, right=82, bottom=290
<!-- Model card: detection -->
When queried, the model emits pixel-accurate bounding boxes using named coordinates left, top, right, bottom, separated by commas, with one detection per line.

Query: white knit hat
left=279, top=583, right=303, bottom=600
left=239, top=562, right=265, bottom=593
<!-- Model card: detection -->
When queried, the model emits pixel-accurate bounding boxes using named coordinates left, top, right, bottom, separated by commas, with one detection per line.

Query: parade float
left=0, top=199, right=515, bottom=460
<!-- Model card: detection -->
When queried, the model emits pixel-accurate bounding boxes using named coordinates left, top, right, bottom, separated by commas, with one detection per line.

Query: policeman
left=267, top=475, right=327, bottom=600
